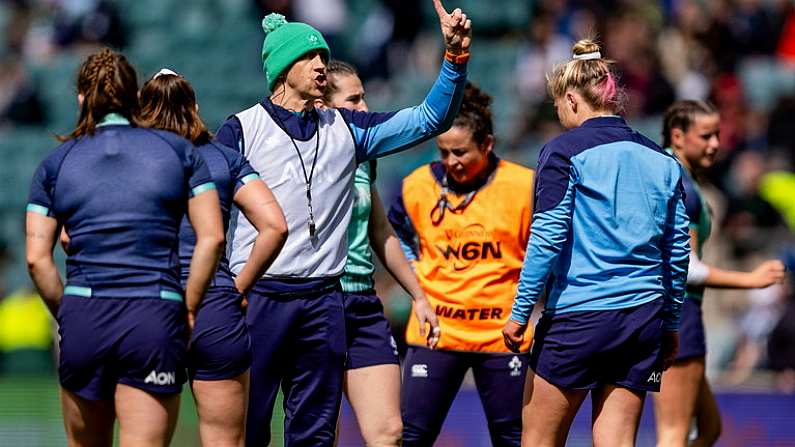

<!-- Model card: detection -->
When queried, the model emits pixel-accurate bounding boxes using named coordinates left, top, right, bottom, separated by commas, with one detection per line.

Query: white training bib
left=229, top=104, right=356, bottom=278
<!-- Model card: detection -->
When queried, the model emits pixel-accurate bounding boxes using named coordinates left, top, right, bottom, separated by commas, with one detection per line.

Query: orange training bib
left=403, top=160, right=534, bottom=352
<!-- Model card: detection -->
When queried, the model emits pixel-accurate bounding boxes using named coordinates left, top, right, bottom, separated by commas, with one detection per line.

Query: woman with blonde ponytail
left=502, top=39, right=690, bottom=446
left=390, top=82, right=535, bottom=446
left=26, top=48, right=224, bottom=446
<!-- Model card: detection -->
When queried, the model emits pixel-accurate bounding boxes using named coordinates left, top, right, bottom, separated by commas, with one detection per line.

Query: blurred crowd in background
left=0, top=0, right=793, bottom=393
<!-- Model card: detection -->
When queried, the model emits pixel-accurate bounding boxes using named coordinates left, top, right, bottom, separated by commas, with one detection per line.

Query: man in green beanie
left=260, top=13, right=330, bottom=94
left=216, top=1, right=471, bottom=445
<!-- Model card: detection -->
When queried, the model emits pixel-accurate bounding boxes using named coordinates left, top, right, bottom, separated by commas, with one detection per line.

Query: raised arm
left=370, top=187, right=439, bottom=347
left=342, top=0, right=471, bottom=162
left=344, top=62, right=466, bottom=163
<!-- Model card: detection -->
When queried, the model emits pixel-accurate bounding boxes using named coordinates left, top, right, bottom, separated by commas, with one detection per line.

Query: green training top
left=681, top=160, right=712, bottom=301
left=341, top=162, right=376, bottom=293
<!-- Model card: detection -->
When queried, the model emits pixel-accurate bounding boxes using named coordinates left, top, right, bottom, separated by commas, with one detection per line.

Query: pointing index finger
left=432, top=0, right=448, bottom=19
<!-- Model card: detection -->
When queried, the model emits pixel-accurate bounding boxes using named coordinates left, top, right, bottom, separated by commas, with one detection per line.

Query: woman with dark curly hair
left=389, top=82, right=535, bottom=446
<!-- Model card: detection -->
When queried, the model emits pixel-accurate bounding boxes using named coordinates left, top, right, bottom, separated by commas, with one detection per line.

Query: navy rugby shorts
left=343, top=291, right=399, bottom=370
left=58, top=294, right=187, bottom=400
left=187, top=286, right=251, bottom=380
left=530, top=298, right=665, bottom=392
left=674, top=297, right=706, bottom=361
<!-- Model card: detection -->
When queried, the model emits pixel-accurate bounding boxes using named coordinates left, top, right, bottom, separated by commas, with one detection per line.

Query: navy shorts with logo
left=57, top=294, right=188, bottom=401
left=674, top=297, right=706, bottom=361
left=343, top=292, right=399, bottom=370
left=530, top=298, right=665, bottom=392
left=401, top=346, right=530, bottom=447
left=188, top=286, right=251, bottom=380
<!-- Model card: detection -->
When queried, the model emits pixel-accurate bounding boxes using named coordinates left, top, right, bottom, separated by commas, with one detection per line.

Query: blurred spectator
left=0, top=55, right=46, bottom=126
left=0, top=240, right=52, bottom=375
left=605, top=9, right=675, bottom=116
left=51, top=0, right=127, bottom=49
left=766, top=95, right=795, bottom=153
left=657, top=0, right=713, bottom=100
left=725, top=284, right=786, bottom=385
left=776, top=1, right=795, bottom=65
left=350, top=0, right=423, bottom=82
left=510, top=10, right=571, bottom=149
left=382, top=0, right=422, bottom=46
left=721, top=151, right=786, bottom=258
left=515, top=11, right=572, bottom=107
left=712, top=75, right=748, bottom=157
left=4, top=0, right=34, bottom=54
left=701, top=0, right=785, bottom=73
left=252, top=0, right=292, bottom=18
left=293, top=0, right=347, bottom=60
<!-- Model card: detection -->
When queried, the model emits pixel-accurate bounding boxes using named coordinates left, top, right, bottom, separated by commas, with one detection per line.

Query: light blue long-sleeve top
left=510, top=116, right=690, bottom=332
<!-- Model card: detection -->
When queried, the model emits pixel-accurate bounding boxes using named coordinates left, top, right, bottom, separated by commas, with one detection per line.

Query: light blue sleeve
left=341, top=60, right=467, bottom=163
left=510, top=177, right=576, bottom=325
left=660, top=171, right=691, bottom=331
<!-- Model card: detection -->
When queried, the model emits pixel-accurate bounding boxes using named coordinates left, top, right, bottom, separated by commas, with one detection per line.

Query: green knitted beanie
left=261, top=13, right=330, bottom=92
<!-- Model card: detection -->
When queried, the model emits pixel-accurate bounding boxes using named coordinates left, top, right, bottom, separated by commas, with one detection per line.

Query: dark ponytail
left=662, top=100, right=719, bottom=148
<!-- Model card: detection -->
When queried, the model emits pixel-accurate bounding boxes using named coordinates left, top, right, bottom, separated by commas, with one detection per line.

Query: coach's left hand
left=502, top=320, right=528, bottom=353
left=433, top=0, right=472, bottom=55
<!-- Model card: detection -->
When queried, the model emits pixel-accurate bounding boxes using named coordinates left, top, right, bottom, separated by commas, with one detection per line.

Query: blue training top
left=27, top=117, right=215, bottom=301
left=510, top=116, right=690, bottom=332
left=177, top=139, right=259, bottom=288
